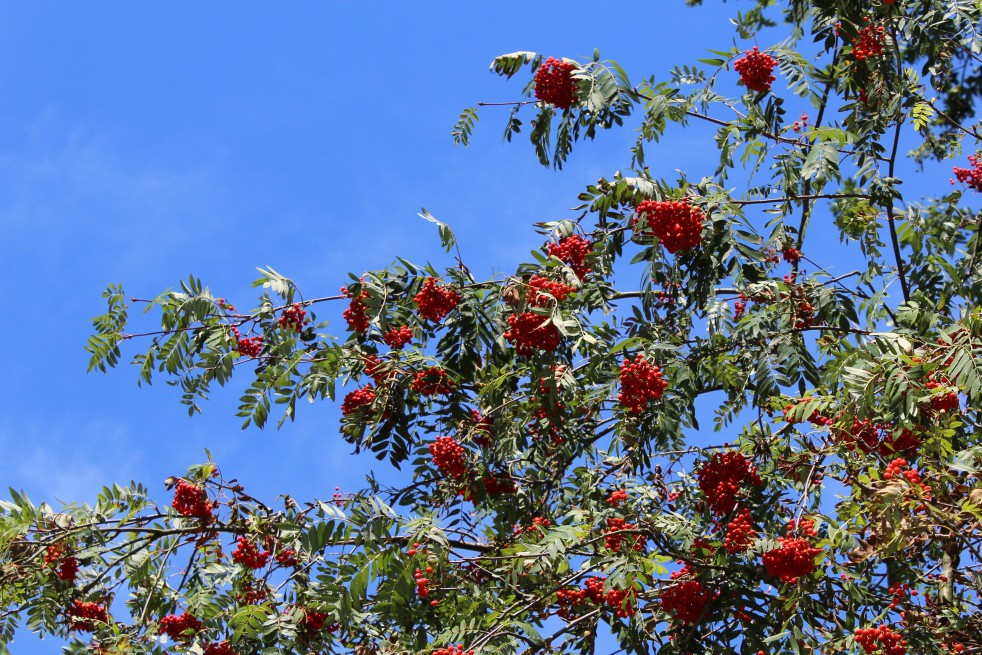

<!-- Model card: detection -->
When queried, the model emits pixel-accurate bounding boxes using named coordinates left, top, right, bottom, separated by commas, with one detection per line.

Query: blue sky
left=0, top=2, right=956, bottom=652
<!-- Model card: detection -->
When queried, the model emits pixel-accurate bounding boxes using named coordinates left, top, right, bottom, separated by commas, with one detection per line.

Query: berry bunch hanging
left=606, top=489, right=628, bottom=507
left=158, top=612, right=202, bottom=643
left=236, top=335, right=263, bottom=358
left=733, top=46, right=777, bottom=93
left=547, top=234, right=593, bottom=279
left=203, top=642, right=240, bottom=655
left=231, top=537, right=269, bottom=570
left=503, top=312, right=562, bottom=356
left=383, top=325, right=413, bottom=350
left=533, top=57, right=577, bottom=110
left=44, top=544, right=79, bottom=582
left=604, top=517, right=646, bottom=552
left=341, top=385, right=376, bottom=416
left=954, top=154, right=982, bottom=192
left=618, top=353, right=668, bottom=413
left=855, top=625, right=908, bottom=655
left=278, top=303, right=307, bottom=332
left=432, top=646, right=474, bottom=655
left=429, top=436, right=468, bottom=480
left=414, top=277, right=460, bottom=322
left=526, top=274, right=575, bottom=306
left=634, top=199, right=706, bottom=254
left=832, top=418, right=921, bottom=457
left=412, top=367, right=454, bottom=396
left=761, top=521, right=822, bottom=583
left=66, top=600, right=108, bottom=632
left=852, top=19, right=886, bottom=61
left=696, top=452, right=762, bottom=515
left=660, top=578, right=711, bottom=625
left=722, top=507, right=757, bottom=554
left=172, top=480, right=214, bottom=520
left=341, top=284, right=370, bottom=334
left=468, top=409, right=495, bottom=448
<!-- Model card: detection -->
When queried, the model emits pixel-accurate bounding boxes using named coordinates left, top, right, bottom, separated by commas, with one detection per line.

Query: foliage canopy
left=5, top=1, right=982, bottom=654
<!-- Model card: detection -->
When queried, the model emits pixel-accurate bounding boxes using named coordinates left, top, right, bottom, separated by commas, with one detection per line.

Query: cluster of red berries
left=364, top=355, right=397, bottom=384
left=660, top=578, right=711, bottom=625
left=278, top=303, right=307, bottom=332
left=303, top=610, right=340, bottom=633
left=412, top=367, right=454, bottom=396
left=415, top=567, right=436, bottom=602
left=478, top=474, right=518, bottom=497
left=734, top=293, right=748, bottom=320
left=887, top=582, right=916, bottom=610
left=852, top=19, right=886, bottom=61
left=341, top=385, right=376, bottom=416
left=783, top=397, right=832, bottom=427
left=722, top=508, right=758, bottom=554
left=432, top=646, right=474, bottom=655
left=237, top=335, right=263, bottom=358
left=237, top=584, right=269, bottom=604
left=341, top=284, right=370, bottom=334
left=925, top=373, right=959, bottom=414
left=514, top=516, right=551, bottom=539
left=504, top=312, right=562, bottom=356
left=231, top=537, right=269, bottom=570
left=556, top=577, right=636, bottom=620
left=883, top=458, right=931, bottom=497
left=44, top=544, right=79, bottom=582
left=276, top=548, right=298, bottom=567
left=604, top=517, right=646, bottom=553
left=791, top=114, right=809, bottom=133
left=414, top=277, right=460, bottom=322
left=383, top=325, right=413, bottom=350
left=832, top=418, right=921, bottom=457
left=696, top=452, right=763, bottom=515
left=953, top=154, right=982, bottom=192
left=203, top=642, right=239, bottom=655
left=733, top=46, right=777, bottom=93
left=618, top=354, right=668, bottom=413
left=534, top=57, right=577, bottom=109
left=634, top=199, right=706, bottom=254
left=855, top=625, right=908, bottom=655
left=606, top=489, right=629, bottom=507
left=547, top=235, right=593, bottom=279
left=172, top=480, right=214, bottom=520
left=762, top=521, right=822, bottom=583
left=782, top=274, right=815, bottom=329
left=429, top=436, right=468, bottom=480
left=66, top=600, right=108, bottom=632
left=469, top=410, right=495, bottom=448
left=783, top=247, right=801, bottom=264
left=158, top=612, right=202, bottom=642
left=526, top=275, right=575, bottom=306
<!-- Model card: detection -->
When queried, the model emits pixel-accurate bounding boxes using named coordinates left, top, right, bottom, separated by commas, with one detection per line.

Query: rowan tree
left=4, top=1, right=982, bottom=654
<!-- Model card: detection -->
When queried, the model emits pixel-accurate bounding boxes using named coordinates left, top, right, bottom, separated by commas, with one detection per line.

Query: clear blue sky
left=0, top=2, right=951, bottom=652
